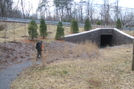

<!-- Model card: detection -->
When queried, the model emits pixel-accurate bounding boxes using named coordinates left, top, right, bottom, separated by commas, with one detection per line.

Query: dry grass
left=0, top=21, right=133, bottom=43
left=0, top=22, right=85, bottom=43
left=0, top=22, right=28, bottom=42
left=30, top=41, right=98, bottom=68
left=39, top=41, right=98, bottom=66
left=123, top=30, right=134, bottom=36
left=10, top=43, right=134, bottom=89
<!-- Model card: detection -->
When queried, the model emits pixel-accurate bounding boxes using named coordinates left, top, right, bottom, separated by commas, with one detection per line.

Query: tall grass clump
left=63, top=41, right=98, bottom=59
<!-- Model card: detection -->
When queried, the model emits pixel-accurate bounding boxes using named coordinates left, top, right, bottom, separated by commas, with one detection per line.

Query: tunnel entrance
left=100, top=35, right=113, bottom=47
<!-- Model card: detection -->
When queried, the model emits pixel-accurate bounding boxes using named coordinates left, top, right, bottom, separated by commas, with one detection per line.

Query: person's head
left=40, top=41, right=42, bottom=43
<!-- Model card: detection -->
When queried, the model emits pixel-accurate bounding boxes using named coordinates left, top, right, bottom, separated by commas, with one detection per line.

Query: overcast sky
left=13, top=0, right=134, bottom=14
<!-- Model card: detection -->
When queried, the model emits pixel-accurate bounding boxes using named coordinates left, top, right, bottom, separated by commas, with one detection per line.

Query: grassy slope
left=0, top=22, right=84, bottom=43
left=1, top=22, right=133, bottom=43
left=1, top=22, right=134, bottom=88
left=11, top=44, right=134, bottom=89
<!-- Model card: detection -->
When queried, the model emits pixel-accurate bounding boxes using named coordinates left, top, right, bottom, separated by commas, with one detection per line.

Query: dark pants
left=37, top=50, right=42, bottom=59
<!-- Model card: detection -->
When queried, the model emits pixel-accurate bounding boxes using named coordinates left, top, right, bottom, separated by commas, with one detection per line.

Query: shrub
left=40, top=18, right=47, bottom=38
left=28, top=19, right=38, bottom=40
left=55, top=22, right=64, bottom=40
left=96, top=20, right=101, bottom=25
left=116, top=19, right=122, bottom=29
left=84, top=18, right=91, bottom=31
left=70, top=19, right=79, bottom=33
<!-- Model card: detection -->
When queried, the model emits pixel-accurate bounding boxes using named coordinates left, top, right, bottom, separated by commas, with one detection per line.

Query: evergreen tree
left=96, top=20, right=101, bottom=25
left=55, top=22, right=64, bottom=40
left=84, top=18, right=91, bottom=31
left=40, top=18, right=47, bottom=38
left=28, top=19, right=38, bottom=40
left=70, top=19, right=79, bottom=33
left=116, top=19, right=122, bottom=29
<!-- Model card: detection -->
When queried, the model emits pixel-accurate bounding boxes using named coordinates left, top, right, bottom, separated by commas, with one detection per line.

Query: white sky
left=13, top=0, right=134, bottom=14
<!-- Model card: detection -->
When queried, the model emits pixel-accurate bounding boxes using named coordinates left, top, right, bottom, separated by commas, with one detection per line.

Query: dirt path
left=0, top=61, right=41, bottom=89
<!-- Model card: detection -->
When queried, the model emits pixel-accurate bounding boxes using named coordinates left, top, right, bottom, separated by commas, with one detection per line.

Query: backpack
left=36, top=42, right=41, bottom=50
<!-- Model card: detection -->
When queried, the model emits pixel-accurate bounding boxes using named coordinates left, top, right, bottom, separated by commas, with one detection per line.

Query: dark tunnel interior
left=100, top=35, right=113, bottom=47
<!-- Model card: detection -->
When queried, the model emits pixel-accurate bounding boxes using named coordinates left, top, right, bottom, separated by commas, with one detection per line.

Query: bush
left=28, top=19, right=38, bottom=40
left=116, top=19, right=122, bottom=29
left=84, top=18, right=91, bottom=31
left=70, top=19, right=79, bottom=33
left=96, top=20, right=101, bottom=25
left=40, top=18, right=47, bottom=38
left=55, top=22, right=64, bottom=40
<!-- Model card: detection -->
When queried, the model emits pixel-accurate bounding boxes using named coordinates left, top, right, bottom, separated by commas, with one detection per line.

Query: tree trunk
left=132, top=40, right=134, bottom=71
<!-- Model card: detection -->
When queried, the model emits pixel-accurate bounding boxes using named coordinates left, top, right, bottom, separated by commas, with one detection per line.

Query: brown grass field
left=10, top=44, right=134, bottom=89
left=0, top=21, right=134, bottom=89
left=0, top=21, right=84, bottom=43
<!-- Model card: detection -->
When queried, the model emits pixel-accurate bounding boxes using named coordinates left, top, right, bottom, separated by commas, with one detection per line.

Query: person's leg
left=37, top=50, right=40, bottom=58
left=38, top=51, right=42, bottom=58
left=40, top=51, right=42, bottom=58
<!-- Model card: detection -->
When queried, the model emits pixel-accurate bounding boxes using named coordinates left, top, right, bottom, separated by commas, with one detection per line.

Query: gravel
left=0, top=61, right=31, bottom=89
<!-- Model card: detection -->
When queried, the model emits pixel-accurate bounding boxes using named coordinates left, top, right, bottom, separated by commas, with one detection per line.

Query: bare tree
left=120, top=8, right=134, bottom=28
left=25, top=1, right=33, bottom=19
left=79, top=4, right=83, bottom=23
left=38, top=0, right=49, bottom=19
left=86, top=0, right=94, bottom=24
left=100, top=0, right=111, bottom=25
left=114, top=0, right=120, bottom=21
left=53, top=0, right=73, bottom=21
left=0, top=0, right=13, bottom=17
left=20, top=0, right=25, bottom=18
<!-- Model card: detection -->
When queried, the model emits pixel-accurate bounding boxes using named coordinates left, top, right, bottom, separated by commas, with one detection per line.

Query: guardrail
left=0, top=17, right=85, bottom=27
left=1, top=17, right=133, bottom=30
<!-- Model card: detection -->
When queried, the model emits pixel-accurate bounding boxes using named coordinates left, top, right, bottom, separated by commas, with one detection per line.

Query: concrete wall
left=62, top=28, right=134, bottom=47
left=112, top=28, right=134, bottom=45
left=63, top=28, right=101, bottom=45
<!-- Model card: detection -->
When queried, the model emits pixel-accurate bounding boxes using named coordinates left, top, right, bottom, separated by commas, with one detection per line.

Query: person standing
left=36, top=41, right=43, bottom=60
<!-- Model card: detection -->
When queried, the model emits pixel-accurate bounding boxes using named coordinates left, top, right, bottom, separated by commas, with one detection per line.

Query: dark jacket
left=36, top=42, right=42, bottom=51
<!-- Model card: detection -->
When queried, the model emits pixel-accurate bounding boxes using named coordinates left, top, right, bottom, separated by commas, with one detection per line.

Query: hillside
left=10, top=44, right=134, bottom=89
left=0, top=21, right=134, bottom=88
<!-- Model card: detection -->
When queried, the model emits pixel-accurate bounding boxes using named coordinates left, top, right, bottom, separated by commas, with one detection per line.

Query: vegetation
left=10, top=44, right=134, bottom=89
left=70, top=19, right=79, bottom=33
left=40, top=18, right=47, bottom=38
left=55, top=22, right=64, bottom=40
left=96, top=20, right=101, bottom=25
left=84, top=18, right=91, bottom=31
left=116, top=18, right=122, bottom=29
left=28, top=19, right=38, bottom=40
left=0, top=21, right=133, bottom=43
left=1, top=0, right=134, bottom=28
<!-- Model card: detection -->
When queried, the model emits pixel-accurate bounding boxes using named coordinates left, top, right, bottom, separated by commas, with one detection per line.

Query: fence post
left=132, top=39, right=134, bottom=71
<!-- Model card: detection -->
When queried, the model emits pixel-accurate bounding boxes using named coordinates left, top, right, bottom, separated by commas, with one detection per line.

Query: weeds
left=29, top=40, right=98, bottom=71
left=64, top=41, right=99, bottom=59
left=11, top=44, right=134, bottom=89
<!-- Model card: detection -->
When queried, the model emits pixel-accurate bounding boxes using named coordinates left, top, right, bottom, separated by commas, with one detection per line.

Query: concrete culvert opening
left=100, top=35, right=113, bottom=47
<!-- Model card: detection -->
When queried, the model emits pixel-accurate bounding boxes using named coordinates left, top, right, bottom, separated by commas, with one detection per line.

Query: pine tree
left=70, top=19, right=79, bottom=33
left=116, top=19, right=122, bottom=29
left=28, top=19, right=38, bottom=40
left=84, top=18, right=91, bottom=31
left=40, top=18, right=47, bottom=38
left=96, top=20, right=101, bottom=25
left=55, top=22, right=64, bottom=40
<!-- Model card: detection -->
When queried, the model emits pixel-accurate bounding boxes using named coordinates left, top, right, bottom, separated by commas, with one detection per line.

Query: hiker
left=36, top=41, right=44, bottom=59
